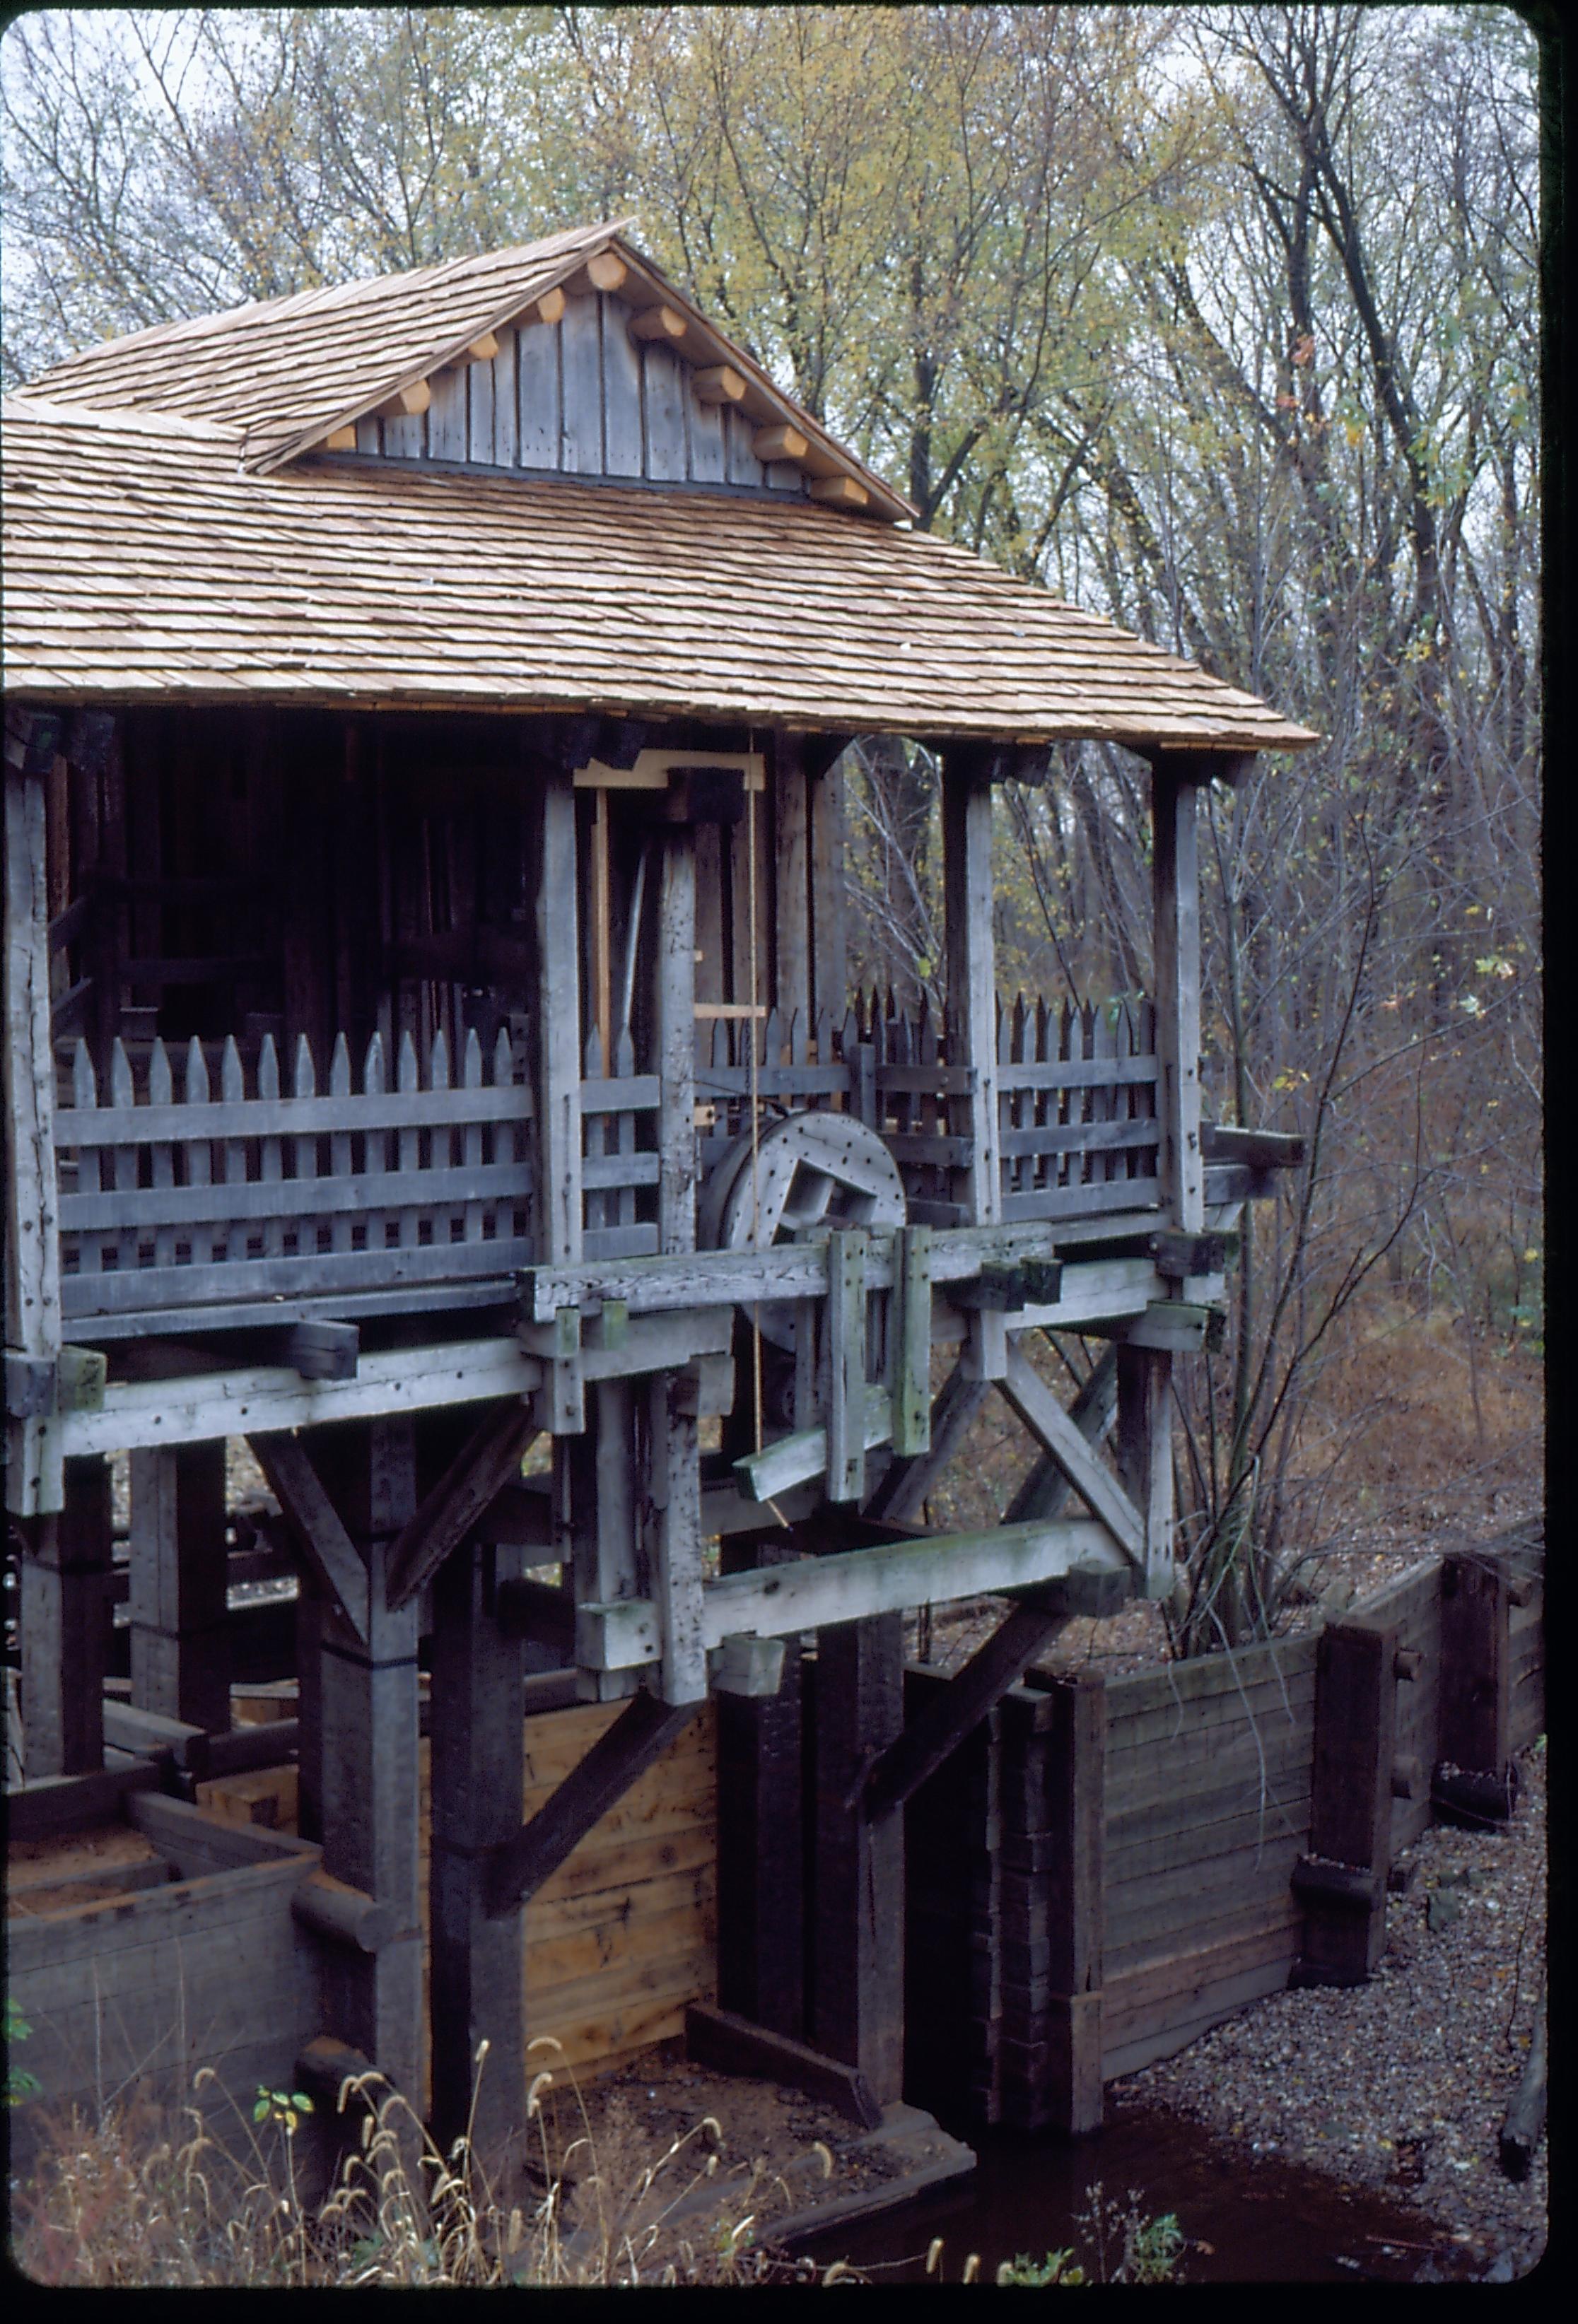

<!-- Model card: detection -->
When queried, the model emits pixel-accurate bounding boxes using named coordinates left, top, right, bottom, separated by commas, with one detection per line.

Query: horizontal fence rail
left=54, top=1027, right=536, bottom=1320
left=48, top=987, right=1157, bottom=1330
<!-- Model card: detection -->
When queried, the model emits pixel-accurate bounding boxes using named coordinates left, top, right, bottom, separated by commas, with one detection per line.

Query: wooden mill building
left=3, top=220, right=1315, bottom=2167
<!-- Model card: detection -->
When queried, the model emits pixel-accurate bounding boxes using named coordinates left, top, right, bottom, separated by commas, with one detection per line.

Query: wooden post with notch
left=1293, top=1617, right=1398, bottom=1985
left=128, top=1442, right=230, bottom=1735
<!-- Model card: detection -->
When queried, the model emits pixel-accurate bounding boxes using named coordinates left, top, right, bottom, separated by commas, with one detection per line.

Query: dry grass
left=7, top=2038, right=824, bottom=2289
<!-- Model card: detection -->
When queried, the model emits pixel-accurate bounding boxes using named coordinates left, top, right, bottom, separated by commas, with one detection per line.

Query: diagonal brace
left=860, top=1563, right=1128, bottom=1824
left=1003, top=1344, right=1118, bottom=1523
left=248, top=1431, right=368, bottom=1644
left=484, top=1689, right=701, bottom=1918
left=998, top=1341, right=1141, bottom=1561
left=385, top=1399, right=542, bottom=1611
left=863, top=1359, right=992, bottom=1523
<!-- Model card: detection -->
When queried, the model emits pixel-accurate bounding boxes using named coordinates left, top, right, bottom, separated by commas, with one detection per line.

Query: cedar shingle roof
left=25, top=221, right=912, bottom=517
left=1, top=396, right=1317, bottom=749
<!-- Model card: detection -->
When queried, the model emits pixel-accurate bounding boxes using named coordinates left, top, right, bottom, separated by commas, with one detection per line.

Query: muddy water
left=793, top=2106, right=1478, bottom=2284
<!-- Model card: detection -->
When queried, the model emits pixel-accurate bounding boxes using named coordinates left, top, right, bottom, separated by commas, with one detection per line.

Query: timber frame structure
left=3, top=220, right=1316, bottom=2162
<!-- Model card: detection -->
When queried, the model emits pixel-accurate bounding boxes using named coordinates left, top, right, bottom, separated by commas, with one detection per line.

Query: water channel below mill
left=792, top=2103, right=1483, bottom=2284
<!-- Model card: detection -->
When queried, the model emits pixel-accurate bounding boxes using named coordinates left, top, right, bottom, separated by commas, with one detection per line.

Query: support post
left=773, top=732, right=812, bottom=1034
left=429, top=1537, right=527, bottom=2166
left=532, top=761, right=583, bottom=1434
left=1115, top=1344, right=1176, bottom=1596
left=1294, top=1618, right=1399, bottom=1985
left=998, top=1674, right=1106, bottom=2133
left=128, top=1441, right=230, bottom=1734
left=312, top=1419, right=424, bottom=2110
left=810, top=1614, right=905, bottom=2107
left=942, top=746, right=1001, bottom=1232
left=807, top=744, right=848, bottom=1031
left=1149, top=759, right=1204, bottom=1236
left=1438, top=1555, right=1513, bottom=1796
left=655, top=826, right=697, bottom=1255
left=569, top=1379, right=641, bottom=1700
left=18, top=1454, right=111, bottom=1777
left=716, top=1640, right=805, bottom=2040
left=4, top=729, right=63, bottom=1518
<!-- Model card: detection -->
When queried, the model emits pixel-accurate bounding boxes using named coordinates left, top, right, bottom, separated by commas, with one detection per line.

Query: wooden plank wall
left=356, top=296, right=810, bottom=500
left=1509, top=1575, right=1545, bottom=1754
left=416, top=1697, right=718, bottom=2094
left=5, top=1837, right=319, bottom=2177
left=1099, top=1637, right=1319, bottom=2079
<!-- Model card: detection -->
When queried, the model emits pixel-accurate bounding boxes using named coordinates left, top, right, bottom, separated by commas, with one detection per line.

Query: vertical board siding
left=341, top=295, right=810, bottom=497
left=1350, top=1561, right=1444, bottom=1852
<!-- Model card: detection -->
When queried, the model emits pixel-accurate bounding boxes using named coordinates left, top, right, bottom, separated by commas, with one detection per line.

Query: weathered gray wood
left=559, top=292, right=604, bottom=473
left=384, top=1397, right=542, bottom=1610
left=650, top=1370, right=708, bottom=1704
left=311, top=1419, right=424, bottom=2109
left=998, top=1342, right=1143, bottom=1562
left=291, top=1867, right=396, bottom=1954
left=1116, top=1344, right=1176, bottom=1592
left=1003, top=1345, right=1118, bottom=1524
left=773, top=734, right=811, bottom=1031
left=581, top=1517, right=1122, bottom=1670
left=484, top=1689, right=701, bottom=1915
left=942, top=749, right=1001, bottom=1229
left=18, top=1456, right=112, bottom=1776
left=655, top=830, right=697, bottom=1252
left=534, top=764, right=583, bottom=1267
left=63, top=1336, right=544, bottom=1459
left=807, top=749, right=847, bottom=1029
left=4, top=749, right=62, bottom=1515
left=890, top=1225, right=933, bottom=1457
left=5, top=1757, right=162, bottom=1843
left=429, top=1536, right=527, bottom=2161
left=864, top=1360, right=991, bottom=1524
left=516, top=317, right=561, bottom=468
left=247, top=1431, right=370, bottom=1644
left=732, top=1384, right=893, bottom=1504
left=601, top=293, right=644, bottom=476
left=812, top=1615, right=905, bottom=2106
left=1149, top=764, right=1204, bottom=1232
left=128, top=1440, right=230, bottom=1732
left=825, top=1227, right=867, bottom=1503
left=641, top=341, right=689, bottom=481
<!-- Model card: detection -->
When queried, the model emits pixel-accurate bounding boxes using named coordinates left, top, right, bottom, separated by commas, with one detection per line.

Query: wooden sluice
left=4, top=220, right=1317, bottom=2184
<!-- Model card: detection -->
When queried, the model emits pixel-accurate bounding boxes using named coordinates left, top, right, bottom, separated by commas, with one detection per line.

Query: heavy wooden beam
left=248, top=1431, right=370, bottom=1643
left=4, top=736, right=63, bottom=1517
left=715, top=1640, right=805, bottom=2038
left=383, top=1397, right=541, bottom=1611
left=996, top=1342, right=1142, bottom=1563
left=942, top=746, right=1002, bottom=1254
left=578, top=1515, right=1124, bottom=1671
left=18, top=1455, right=112, bottom=1776
left=860, top=1565, right=1127, bottom=1824
left=810, top=1615, right=904, bottom=2106
left=1115, top=1344, right=1176, bottom=1593
left=686, top=2002, right=879, bottom=2128
left=128, top=1440, right=230, bottom=1732
left=484, top=1689, right=701, bottom=1916
left=863, top=1359, right=990, bottom=1522
left=429, top=1539, right=527, bottom=2163
left=1003, top=1345, right=1118, bottom=1523
left=1148, top=761, right=1204, bottom=1233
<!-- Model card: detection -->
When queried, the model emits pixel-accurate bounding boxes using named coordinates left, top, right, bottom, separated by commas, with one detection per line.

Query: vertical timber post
left=942, top=746, right=1004, bottom=1377
left=652, top=821, right=706, bottom=1706
left=315, top=1419, right=424, bottom=2111
left=810, top=1614, right=906, bottom=2107
left=1438, top=1556, right=1513, bottom=1804
left=4, top=722, right=63, bottom=1519
left=716, top=1645, right=805, bottom=2039
left=128, top=1442, right=230, bottom=1734
left=1120, top=758, right=1206, bottom=1595
left=773, top=733, right=811, bottom=1034
left=18, top=1454, right=111, bottom=1777
left=1295, top=1618, right=1399, bottom=1983
left=998, top=1674, right=1106, bottom=2132
left=807, top=742, right=847, bottom=1033
left=429, top=1534, right=527, bottom=2166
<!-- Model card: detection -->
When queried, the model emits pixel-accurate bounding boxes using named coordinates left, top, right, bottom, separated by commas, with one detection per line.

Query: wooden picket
left=54, top=1026, right=538, bottom=1324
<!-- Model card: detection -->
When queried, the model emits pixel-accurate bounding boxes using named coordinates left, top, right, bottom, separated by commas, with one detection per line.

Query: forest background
left=0, top=5, right=1543, bottom=1649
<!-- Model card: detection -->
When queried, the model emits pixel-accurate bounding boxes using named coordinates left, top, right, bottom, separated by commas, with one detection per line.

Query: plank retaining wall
left=903, top=1533, right=1543, bottom=2131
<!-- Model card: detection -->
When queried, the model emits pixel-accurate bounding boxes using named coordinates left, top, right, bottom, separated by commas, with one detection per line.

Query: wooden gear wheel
left=698, top=1108, right=907, bottom=1350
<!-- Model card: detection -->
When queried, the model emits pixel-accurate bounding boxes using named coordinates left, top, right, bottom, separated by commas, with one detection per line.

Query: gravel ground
left=1111, top=1739, right=1548, bottom=2279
